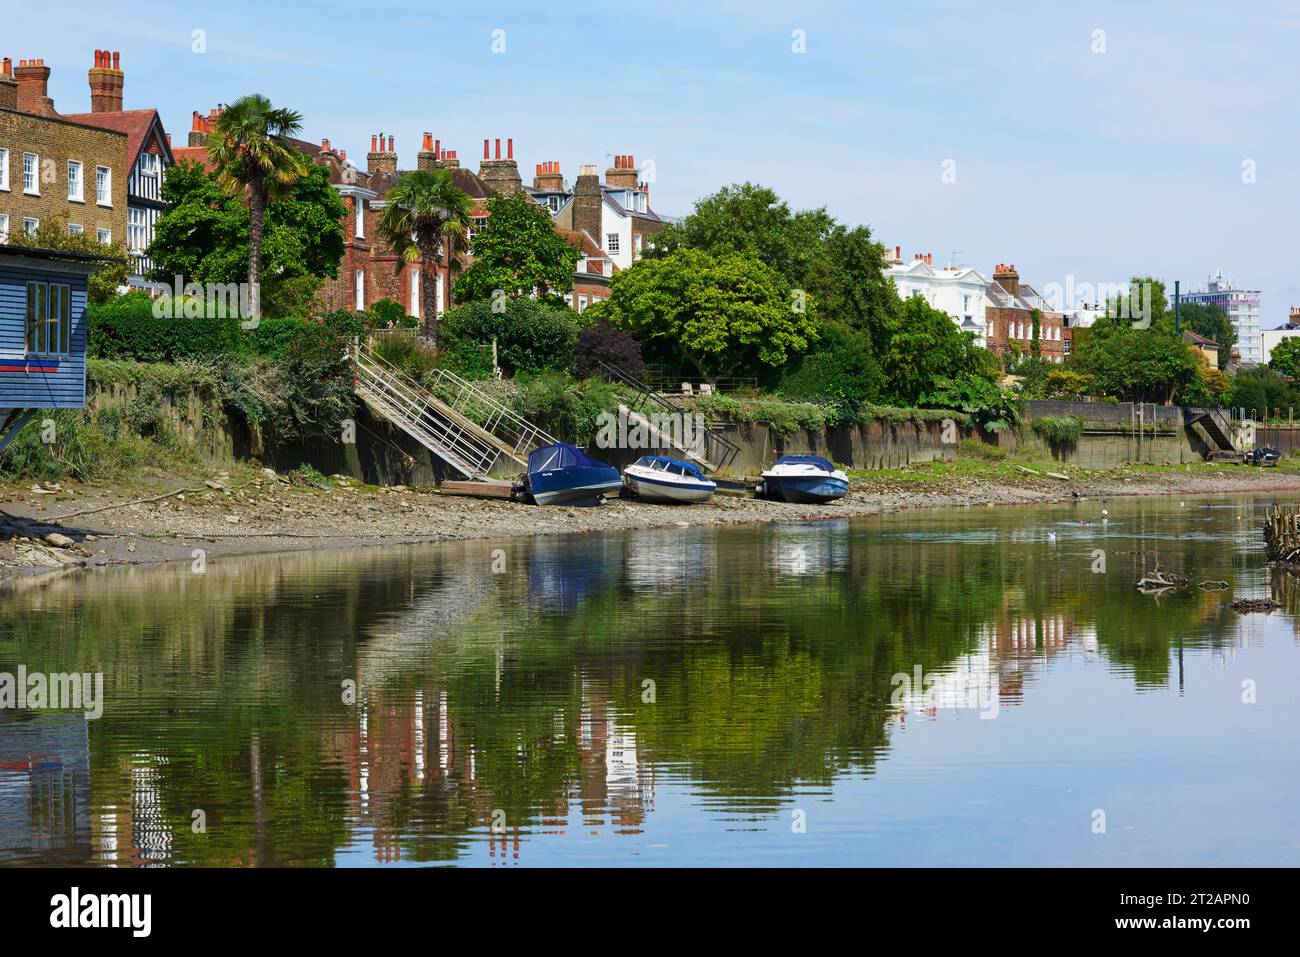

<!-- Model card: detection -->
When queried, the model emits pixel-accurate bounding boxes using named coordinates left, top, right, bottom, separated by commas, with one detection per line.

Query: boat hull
left=623, top=470, right=716, bottom=504
left=762, top=474, right=849, bottom=504
left=529, top=465, right=623, bottom=506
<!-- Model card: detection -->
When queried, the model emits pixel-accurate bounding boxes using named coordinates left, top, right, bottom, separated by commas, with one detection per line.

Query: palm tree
left=376, top=169, right=475, bottom=339
left=207, top=95, right=309, bottom=319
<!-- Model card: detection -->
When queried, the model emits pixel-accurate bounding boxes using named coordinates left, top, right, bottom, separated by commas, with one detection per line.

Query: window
left=578, top=294, right=588, bottom=313
left=355, top=269, right=365, bottom=310
left=606, top=233, right=619, bottom=254
left=410, top=269, right=420, bottom=318
left=67, top=160, right=83, bottom=202
left=634, top=233, right=643, bottom=259
left=354, top=197, right=365, bottom=239
left=26, top=281, right=72, bottom=355
left=96, top=165, right=111, bottom=206
left=68, top=223, right=83, bottom=236
left=96, top=227, right=111, bottom=245
left=128, top=207, right=147, bottom=253
left=139, top=153, right=161, bottom=199
left=0, top=149, right=8, bottom=190
left=23, top=152, right=38, bottom=194
left=0, top=213, right=8, bottom=243
left=23, top=217, right=38, bottom=236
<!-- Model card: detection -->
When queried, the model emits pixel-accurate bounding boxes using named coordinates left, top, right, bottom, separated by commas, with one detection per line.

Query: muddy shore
left=4, top=464, right=1300, bottom=586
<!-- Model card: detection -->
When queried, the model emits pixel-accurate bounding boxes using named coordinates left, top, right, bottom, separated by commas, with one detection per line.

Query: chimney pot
left=434, top=138, right=440, bottom=158
left=495, top=137, right=501, bottom=160
left=483, top=138, right=489, bottom=160
left=112, top=51, right=120, bottom=70
left=371, top=135, right=378, bottom=152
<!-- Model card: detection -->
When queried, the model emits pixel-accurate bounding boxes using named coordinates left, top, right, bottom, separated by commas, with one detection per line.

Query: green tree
left=590, top=247, right=816, bottom=380
left=149, top=161, right=345, bottom=316
left=881, top=296, right=995, bottom=405
left=207, top=94, right=311, bottom=318
left=1268, top=335, right=1300, bottom=380
left=451, top=191, right=580, bottom=303
left=777, top=321, right=884, bottom=406
left=439, top=297, right=586, bottom=376
left=375, top=169, right=474, bottom=338
left=27, top=218, right=130, bottom=305
left=1070, top=312, right=1198, bottom=403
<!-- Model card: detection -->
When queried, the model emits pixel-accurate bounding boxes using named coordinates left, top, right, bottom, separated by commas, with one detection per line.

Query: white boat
left=761, top=454, right=849, bottom=504
left=622, top=455, right=717, bottom=504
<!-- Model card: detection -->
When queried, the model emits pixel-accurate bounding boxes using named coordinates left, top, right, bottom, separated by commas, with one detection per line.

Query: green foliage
left=512, top=372, right=620, bottom=446
left=452, top=191, right=581, bottom=303
left=1030, top=415, right=1085, bottom=446
left=150, top=160, right=345, bottom=315
left=1226, top=366, right=1299, bottom=417
left=920, top=376, right=1021, bottom=433
left=26, top=218, right=131, bottom=305
left=777, top=321, right=884, bottom=407
left=88, top=290, right=242, bottom=361
left=592, top=247, right=816, bottom=379
left=957, top=437, right=1007, bottom=461
left=1178, top=301, right=1236, bottom=369
left=439, top=297, right=587, bottom=376
left=883, top=296, right=997, bottom=405
left=1268, top=336, right=1300, bottom=380
left=369, top=298, right=414, bottom=330
left=573, top=320, right=647, bottom=379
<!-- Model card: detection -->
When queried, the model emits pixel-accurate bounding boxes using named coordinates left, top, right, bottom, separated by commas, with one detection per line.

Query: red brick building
left=983, top=263, right=1070, bottom=364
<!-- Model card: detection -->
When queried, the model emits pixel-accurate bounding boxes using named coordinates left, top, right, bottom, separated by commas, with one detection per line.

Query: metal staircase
left=350, top=340, right=557, bottom=479
left=597, top=361, right=740, bottom=474
left=1185, top=407, right=1236, bottom=460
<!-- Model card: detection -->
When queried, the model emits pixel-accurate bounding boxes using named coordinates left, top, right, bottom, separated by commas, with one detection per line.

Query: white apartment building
left=1181, top=271, right=1261, bottom=364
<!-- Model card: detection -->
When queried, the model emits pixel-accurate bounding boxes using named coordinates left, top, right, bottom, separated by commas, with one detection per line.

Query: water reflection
left=1, top=494, right=1298, bottom=866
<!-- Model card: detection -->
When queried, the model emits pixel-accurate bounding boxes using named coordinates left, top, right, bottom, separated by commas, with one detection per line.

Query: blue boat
left=761, top=454, right=849, bottom=504
left=525, top=442, right=622, bottom=506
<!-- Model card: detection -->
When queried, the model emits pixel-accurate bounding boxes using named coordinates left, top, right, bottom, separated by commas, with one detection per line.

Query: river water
left=2, top=494, right=1297, bottom=867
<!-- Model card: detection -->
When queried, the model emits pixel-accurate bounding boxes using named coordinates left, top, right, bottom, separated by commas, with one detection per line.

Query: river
left=2, top=493, right=1297, bottom=866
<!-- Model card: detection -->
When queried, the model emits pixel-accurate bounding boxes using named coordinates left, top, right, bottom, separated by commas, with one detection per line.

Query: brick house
left=0, top=56, right=128, bottom=251
left=62, top=50, right=175, bottom=284
left=982, top=263, right=1070, bottom=364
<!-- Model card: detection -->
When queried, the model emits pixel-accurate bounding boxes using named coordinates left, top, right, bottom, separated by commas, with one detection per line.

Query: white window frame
left=578, top=294, right=589, bottom=313
left=354, top=197, right=365, bottom=239
left=96, top=227, right=111, bottom=245
left=96, top=165, right=112, bottom=206
left=0, top=213, right=8, bottom=243
left=67, top=160, right=83, bottom=202
left=68, top=223, right=83, bottom=236
left=23, top=217, right=39, bottom=237
left=606, top=233, right=619, bottom=254
left=0, top=149, right=8, bottom=191
left=354, top=269, right=365, bottom=310
left=410, top=269, right=420, bottom=318
left=128, top=207, right=147, bottom=253
left=23, top=152, right=39, bottom=195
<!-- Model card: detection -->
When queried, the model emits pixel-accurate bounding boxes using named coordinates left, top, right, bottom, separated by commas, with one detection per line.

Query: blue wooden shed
left=0, top=245, right=116, bottom=455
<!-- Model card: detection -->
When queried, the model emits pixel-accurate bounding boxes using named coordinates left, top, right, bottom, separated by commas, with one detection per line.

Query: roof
left=170, top=145, right=212, bottom=170
left=0, top=244, right=125, bottom=267
left=61, top=108, right=173, bottom=169
left=601, top=184, right=664, bottom=223
left=367, top=166, right=494, bottom=201
left=1183, top=330, right=1219, bottom=348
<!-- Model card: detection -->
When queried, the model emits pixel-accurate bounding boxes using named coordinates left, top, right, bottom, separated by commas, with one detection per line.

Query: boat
left=622, top=455, right=717, bottom=504
left=761, top=454, right=849, bottom=504
left=524, top=442, right=622, bottom=506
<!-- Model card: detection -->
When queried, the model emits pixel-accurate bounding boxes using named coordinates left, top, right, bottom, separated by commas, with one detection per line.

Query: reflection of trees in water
left=0, top=504, right=1261, bottom=864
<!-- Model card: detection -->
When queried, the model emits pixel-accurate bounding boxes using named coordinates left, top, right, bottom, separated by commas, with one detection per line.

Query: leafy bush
left=1030, top=415, right=1085, bottom=446
left=439, top=298, right=587, bottom=376
left=920, top=376, right=1022, bottom=433
left=243, top=316, right=310, bottom=359
left=777, top=321, right=883, bottom=406
left=89, top=291, right=242, bottom=362
left=957, top=437, right=1007, bottom=461
left=370, top=298, right=415, bottom=330
left=573, top=320, right=647, bottom=379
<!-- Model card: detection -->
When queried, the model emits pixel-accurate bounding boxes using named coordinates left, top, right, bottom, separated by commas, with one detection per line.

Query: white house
left=883, top=249, right=989, bottom=346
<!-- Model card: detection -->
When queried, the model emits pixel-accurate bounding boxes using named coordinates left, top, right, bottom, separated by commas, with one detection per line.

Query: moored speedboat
left=525, top=442, right=622, bottom=506
left=761, top=454, right=848, bottom=504
left=622, top=455, right=717, bottom=504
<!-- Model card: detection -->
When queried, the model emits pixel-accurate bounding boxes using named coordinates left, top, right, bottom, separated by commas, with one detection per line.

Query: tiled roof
left=61, top=108, right=171, bottom=168
left=367, top=166, right=494, bottom=201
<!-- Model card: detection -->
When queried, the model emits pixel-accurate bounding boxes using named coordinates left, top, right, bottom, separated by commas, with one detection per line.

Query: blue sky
left=14, top=0, right=1300, bottom=324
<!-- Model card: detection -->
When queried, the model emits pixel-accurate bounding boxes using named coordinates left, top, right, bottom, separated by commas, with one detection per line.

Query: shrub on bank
left=89, top=291, right=242, bottom=362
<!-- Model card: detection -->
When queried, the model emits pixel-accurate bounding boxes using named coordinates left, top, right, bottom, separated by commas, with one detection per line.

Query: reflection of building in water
left=90, top=752, right=174, bottom=866
left=578, top=679, right=655, bottom=833
left=0, top=713, right=92, bottom=864
left=891, top=614, right=1077, bottom=723
left=767, top=521, right=851, bottom=578
left=623, top=529, right=713, bottom=590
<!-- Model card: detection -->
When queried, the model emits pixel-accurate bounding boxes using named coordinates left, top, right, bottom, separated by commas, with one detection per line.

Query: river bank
left=4, top=460, right=1300, bottom=586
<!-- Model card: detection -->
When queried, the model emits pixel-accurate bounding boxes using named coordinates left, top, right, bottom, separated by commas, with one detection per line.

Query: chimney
left=478, top=134, right=522, bottom=196
left=189, top=107, right=222, bottom=147
left=534, top=160, right=564, bottom=192
left=368, top=132, right=397, bottom=177
left=573, top=163, right=602, bottom=243
left=14, top=58, right=57, bottom=117
left=994, top=262, right=1020, bottom=298
left=417, top=131, right=438, bottom=172
left=442, top=149, right=460, bottom=170
left=0, top=58, right=16, bottom=111
left=605, top=153, right=639, bottom=189
left=88, top=48, right=124, bottom=113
